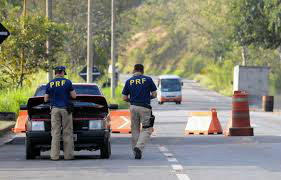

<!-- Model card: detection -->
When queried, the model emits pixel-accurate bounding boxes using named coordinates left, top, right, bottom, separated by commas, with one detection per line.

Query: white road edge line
left=176, top=174, right=191, bottom=180
left=171, top=164, right=183, bottom=171
left=118, top=116, right=130, bottom=129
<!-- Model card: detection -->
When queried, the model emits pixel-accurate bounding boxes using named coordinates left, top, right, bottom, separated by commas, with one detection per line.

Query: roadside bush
left=0, top=71, right=48, bottom=114
left=196, top=60, right=234, bottom=96
left=101, top=85, right=129, bottom=109
left=0, top=88, right=34, bottom=114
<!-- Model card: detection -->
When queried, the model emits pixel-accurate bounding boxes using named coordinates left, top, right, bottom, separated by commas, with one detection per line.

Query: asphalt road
left=0, top=76, right=280, bottom=180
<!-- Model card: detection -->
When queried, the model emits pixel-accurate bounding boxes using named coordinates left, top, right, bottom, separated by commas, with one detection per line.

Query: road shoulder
left=0, top=121, right=15, bottom=146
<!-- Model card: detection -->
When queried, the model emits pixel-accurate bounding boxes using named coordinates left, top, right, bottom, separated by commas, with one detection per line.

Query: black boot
left=133, top=147, right=142, bottom=159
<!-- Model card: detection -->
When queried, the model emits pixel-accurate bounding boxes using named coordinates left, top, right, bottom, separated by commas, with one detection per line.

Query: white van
left=157, top=75, right=183, bottom=104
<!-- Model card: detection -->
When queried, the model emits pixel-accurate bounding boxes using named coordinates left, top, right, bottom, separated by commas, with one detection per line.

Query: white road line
left=118, top=116, right=129, bottom=129
left=167, top=158, right=178, bottom=162
left=159, top=146, right=169, bottom=152
left=158, top=145, right=190, bottom=180
left=163, top=153, right=173, bottom=157
left=171, top=164, right=183, bottom=171
left=176, top=174, right=191, bottom=180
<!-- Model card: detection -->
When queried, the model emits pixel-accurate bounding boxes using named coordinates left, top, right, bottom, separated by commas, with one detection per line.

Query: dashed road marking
left=159, top=145, right=191, bottom=179
left=171, top=164, right=183, bottom=171
left=159, top=146, right=169, bottom=152
left=167, top=158, right=178, bottom=162
left=163, top=153, right=173, bottom=157
left=176, top=174, right=191, bottom=180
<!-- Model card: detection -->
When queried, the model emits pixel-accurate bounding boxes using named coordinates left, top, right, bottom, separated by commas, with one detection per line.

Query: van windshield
left=160, top=79, right=181, bottom=92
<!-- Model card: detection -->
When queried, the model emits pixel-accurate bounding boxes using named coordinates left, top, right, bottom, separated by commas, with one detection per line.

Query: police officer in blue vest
left=122, top=64, right=157, bottom=159
left=44, top=66, right=77, bottom=160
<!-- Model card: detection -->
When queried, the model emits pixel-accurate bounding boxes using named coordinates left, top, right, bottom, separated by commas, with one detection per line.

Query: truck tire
left=26, top=136, right=40, bottom=160
left=158, top=102, right=163, bottom=105
left=100, top=139, right=111, bottom=159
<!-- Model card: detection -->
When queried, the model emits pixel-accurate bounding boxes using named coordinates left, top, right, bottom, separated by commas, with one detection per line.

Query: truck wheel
left=26, top=136, right=38, bottom=160
left=176, top=102, right=181, bottom=104
left=100, top=139, right=111, bottom=159
left=158, top=102, right=163, bottom=105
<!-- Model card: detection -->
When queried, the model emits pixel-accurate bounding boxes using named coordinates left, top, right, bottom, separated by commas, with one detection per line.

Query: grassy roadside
left=0, top=70, right=129, bottom=115
left=0, top=89, right=34, bottom=114
left=0, top=85, right=129, bottom=114
left=102, top=85, right=129, bottom=109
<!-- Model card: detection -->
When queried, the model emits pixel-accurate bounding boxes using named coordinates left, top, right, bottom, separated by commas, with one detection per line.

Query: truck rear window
left=34, top=85, right=102, bottom=96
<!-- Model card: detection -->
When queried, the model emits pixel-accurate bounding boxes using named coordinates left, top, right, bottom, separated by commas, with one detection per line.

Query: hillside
left=118, top=0, right=281, bottom=96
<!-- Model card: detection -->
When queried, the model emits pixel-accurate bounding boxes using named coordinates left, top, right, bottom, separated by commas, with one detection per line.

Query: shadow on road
left=6, top=135, right=281, bottom=146
left=2, top=136, right=280, bottom=172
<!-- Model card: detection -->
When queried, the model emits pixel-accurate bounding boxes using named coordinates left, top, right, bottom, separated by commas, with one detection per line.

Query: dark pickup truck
left=25, top=83, right=116, bottom=159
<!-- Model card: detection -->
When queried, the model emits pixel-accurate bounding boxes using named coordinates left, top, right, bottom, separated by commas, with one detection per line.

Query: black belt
left=52, top=106, right=67, bottom=109
left=130, top=102, right=152, bottom=109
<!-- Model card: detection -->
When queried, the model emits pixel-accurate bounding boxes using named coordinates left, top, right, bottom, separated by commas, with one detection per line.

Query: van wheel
left=158, top=102, right=163, bottom=105
left=176, top=102, right=181, bottom=104
left=26, top=136, right=39, bottom=159
left=100, top=139, right=111, bottom=159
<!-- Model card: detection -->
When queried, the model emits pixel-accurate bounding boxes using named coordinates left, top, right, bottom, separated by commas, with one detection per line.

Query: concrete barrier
left=0, top=112, right=16, bottom=121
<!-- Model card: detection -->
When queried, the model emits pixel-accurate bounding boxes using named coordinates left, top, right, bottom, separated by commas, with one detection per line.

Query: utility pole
left=241, top=46, right=248, bottom=66
left=87, top=0, right=93, bottom=83
left=20, top=0, right=27, bottom=87
left=46, top=0, right=53, bottom=81
left=23, top=0, right=27, bottom=16
left=111, top=0, right=116, bottom=98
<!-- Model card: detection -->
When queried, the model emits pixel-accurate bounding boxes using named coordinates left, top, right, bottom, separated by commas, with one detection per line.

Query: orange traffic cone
left=185, top=108, right=223, bottom=135
left=12, top=110, right=28, bottom=133
left=224, top=91, right=254, bottom=136
left=110, top=110, right=131, bottom=134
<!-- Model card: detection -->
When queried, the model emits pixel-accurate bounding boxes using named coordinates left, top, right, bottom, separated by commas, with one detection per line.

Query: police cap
left=54, top=66, right=67, bottom=75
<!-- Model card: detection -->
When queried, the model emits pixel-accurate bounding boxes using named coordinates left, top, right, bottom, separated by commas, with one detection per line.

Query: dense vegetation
left=0, top=0, right=141, bottom=112
left=119, top=0, right=281, bottom=95
left=0, top=0, right=144, bottom=89
left=1, top=0, right=281, bottom=113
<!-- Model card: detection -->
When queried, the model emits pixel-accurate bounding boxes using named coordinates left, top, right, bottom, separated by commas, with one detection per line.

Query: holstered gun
left=143, top=111, right=155, bottom=129
left=66, top=102, right=74, bottom=114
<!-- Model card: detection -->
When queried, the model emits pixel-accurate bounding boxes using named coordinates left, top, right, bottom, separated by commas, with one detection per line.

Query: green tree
left=0, top=13, right=66, bottom=89
left=230, top=0, right=281, bottom=49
